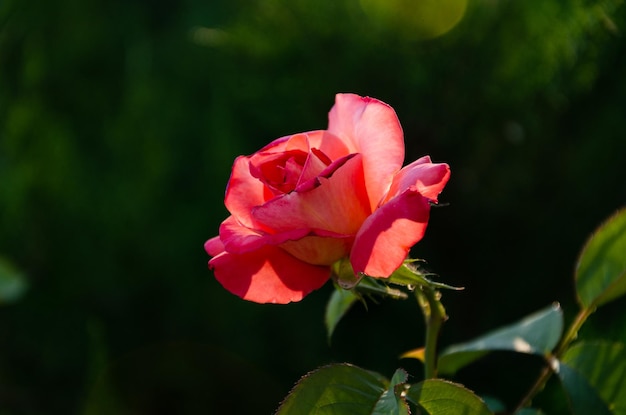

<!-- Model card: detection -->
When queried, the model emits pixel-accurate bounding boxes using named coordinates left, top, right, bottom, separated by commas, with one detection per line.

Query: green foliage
left=277, top=364, right=494, bottom=415
left=481, top=396, right=506, bottom=413
left=0, top=257, right=28, bottom=304
left=405, top=379, right=492, bottom=415
left=556, top=360, right=612, bottom=415
left=576, top=208, right=626, bottom=309
left=276, top=364, right=407, bottom=415
left=373, top=369, right=410, bottom=415
left=325, top=284, right=360, bottom=342
left=326, top=261, right=462, bottom=343
left=559, top=341, right=626, bottom=414
left=438, top=304, right=563, bottom=375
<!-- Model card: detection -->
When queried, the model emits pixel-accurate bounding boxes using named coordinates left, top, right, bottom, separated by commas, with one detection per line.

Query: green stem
left=416, top=286, right=447, bottom=379
left=555, top=306, right=593, bottom=356
left=513, top=306, right=594, bottom=413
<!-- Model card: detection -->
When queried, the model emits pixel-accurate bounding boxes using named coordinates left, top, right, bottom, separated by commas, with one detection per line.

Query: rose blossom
left=205, top=93, right=450, bottom=303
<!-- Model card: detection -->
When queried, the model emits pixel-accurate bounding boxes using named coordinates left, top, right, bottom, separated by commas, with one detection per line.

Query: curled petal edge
left=205, top=236, right=225, bottom=257
left=383, top=157, right=451, bottom=204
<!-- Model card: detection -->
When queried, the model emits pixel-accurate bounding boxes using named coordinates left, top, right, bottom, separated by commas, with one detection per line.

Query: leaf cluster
left=285, top=208, right=626, bottom=414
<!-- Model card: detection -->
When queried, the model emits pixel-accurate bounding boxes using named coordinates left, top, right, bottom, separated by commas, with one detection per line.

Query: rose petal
left=218, top=215, right=311, bottom=254
left=224, top=155, right=273, bottom=228
left=204, top=236, right=225, bottom=257
left=252, top=153, right=371, bottom=236
left=280, top=235, right=353, bottom=265
left=256, top=134, right=292, bottom=153
left=350, top=187, right=431, bottom=278
left=249, top=148, right=309, bottom=194
left=327, top=93, right=405, bottom=210
left=258, top=131, right=319, bottom=154
left=383, top=157, right=451, bottom=204
left=298, top=136, right=333, bottom=186
left=209, top=245, right=330, bottom=304
left=315, top=131, right=351, bottom=161
left=224, top=133, right=312, bottom=226
left=217, top=215, right=352, bottom=265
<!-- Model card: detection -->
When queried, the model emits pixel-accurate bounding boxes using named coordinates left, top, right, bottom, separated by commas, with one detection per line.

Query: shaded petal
left=204, top=236, right=225, bottom=257
left=209, top=246, right=330, bottom=304
left=350, top=187, right=431, bottom=278
left=297, top=135, right=333, bottom=186
left=252, top=153, right=370, bottom=235
left=218, top=216, right=352, bottom=265
left=327, top=93, right=404, bottom=210
left=280, top=235, right=352, bottom=265
left=249, top=148, right=308, bottom=194
left=219, top=215, right=311, bottom=254
left=383, top=156, right=451, bottom=204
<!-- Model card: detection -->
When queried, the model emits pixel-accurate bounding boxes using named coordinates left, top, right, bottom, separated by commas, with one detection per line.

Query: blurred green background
left=1, top=0, right=625, bottom=413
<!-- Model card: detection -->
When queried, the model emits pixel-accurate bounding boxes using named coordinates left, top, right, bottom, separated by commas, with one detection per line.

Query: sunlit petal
left=327, top=93, right=404, bottom=210
left=351, top=187, right=431, bottom=277
left=383, top=156, right=451, bottom=204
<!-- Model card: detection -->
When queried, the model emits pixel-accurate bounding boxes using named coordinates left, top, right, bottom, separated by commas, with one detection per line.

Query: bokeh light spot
left=360, top=0, right=468, bottom=39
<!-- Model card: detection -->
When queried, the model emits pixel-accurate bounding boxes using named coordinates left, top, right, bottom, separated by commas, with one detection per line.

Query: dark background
left=1, top=0, right=625, bottom=413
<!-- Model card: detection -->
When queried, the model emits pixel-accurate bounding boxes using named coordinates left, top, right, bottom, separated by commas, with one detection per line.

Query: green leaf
left=389, top=367, right=409, bottom=387
left=325, top=285, right=360, bottom=342
left=560, top=341, right=626, bottom=414
left=556, top=360, right=611, bottom=415
left=405, top=379, right=492, bottom=414
left=576, top=207, right=626, bottom=309
left=480, top=395, right=506, bottom=413
left=372, top=368, right=410, bottom=415
left=0, top=256, right=28, bottom=305
left=438, top=303, right=563, bottom=375
left=276, top=363, right=409, bottom=415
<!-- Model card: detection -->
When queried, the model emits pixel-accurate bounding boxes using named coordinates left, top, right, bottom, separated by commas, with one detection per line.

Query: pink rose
left=205, top=93, right=450, bottom=303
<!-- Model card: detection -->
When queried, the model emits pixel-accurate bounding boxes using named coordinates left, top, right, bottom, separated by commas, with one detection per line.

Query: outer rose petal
left=205, top=236, right=225, bottom=256
left=383, top=157, right=451, bottom=204
left=224, top=155, right=273, bottom=228
left=327, top=94, right=404, bottom=210
left=219, top=215, right=311, bottom=254
left=218, top=215, right=352, bottom=265
left=350, top=187, right=431, bottom=278
left=209, top=245, right=330, bottom=304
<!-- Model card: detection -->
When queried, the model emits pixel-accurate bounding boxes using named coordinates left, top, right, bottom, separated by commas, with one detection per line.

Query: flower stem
left=554, top=306, right=594, bottom=357
left=416, top=286, right=447, bottom=379
left=513, top=306, right=594, bottom=413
